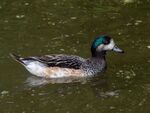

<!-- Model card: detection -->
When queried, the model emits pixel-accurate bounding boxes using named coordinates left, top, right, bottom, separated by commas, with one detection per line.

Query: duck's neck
left=91, top=51, right=106, bottom=59
left=83, top=53, right=107, bottom=76
left=91, top=45, right=106, bottom=58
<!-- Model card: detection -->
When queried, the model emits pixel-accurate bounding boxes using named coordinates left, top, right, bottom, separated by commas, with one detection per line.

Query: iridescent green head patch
left=92, top=35, right=111, bottom=49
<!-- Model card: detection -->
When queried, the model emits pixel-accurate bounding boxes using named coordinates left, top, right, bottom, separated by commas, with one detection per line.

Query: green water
left=0, top=0, right=150, bottom=113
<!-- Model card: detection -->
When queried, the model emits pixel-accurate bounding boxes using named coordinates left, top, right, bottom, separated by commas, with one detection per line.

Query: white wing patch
left=25, top=61, right=47, bottom=77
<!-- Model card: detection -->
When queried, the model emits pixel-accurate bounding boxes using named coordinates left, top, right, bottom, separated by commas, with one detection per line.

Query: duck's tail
left=10, top=53, right=26, bottom=66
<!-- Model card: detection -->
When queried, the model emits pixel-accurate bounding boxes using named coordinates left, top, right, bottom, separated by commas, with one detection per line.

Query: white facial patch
left=103, top=39, right=115, bottom=51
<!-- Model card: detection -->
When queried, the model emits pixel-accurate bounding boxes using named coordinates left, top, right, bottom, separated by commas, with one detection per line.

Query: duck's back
left=28, top=54, right=85, bottom=69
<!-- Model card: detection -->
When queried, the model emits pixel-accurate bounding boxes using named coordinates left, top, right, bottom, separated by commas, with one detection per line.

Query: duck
left=10, top=35, right=124, bottom=79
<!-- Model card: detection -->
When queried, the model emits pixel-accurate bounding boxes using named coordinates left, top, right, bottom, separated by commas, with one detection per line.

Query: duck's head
left=91, top=35, right=124, bottom=57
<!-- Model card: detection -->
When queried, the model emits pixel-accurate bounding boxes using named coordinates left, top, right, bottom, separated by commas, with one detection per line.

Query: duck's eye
left=103, top=39, right=110, bottom=45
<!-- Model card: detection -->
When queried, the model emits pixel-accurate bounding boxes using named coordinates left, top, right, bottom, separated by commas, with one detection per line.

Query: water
left=0, top=0, right=150, bottom=113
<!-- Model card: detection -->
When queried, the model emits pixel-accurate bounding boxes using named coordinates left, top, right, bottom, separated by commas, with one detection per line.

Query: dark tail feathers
left=10, top=53, right=25, bottom=65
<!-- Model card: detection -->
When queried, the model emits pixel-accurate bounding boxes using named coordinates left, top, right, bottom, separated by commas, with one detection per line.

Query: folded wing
left=24, top=54, right=85, bottom=69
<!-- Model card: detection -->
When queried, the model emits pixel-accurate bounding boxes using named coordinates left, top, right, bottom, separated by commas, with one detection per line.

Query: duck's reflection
left=24, top=75, right=119, bottom=98
left=25, top=76, right=87, bottom=87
